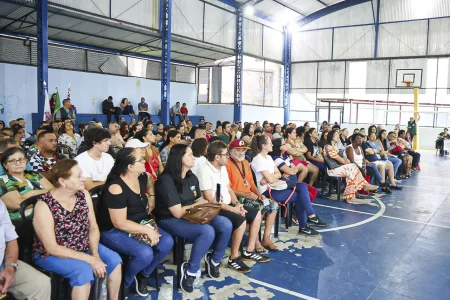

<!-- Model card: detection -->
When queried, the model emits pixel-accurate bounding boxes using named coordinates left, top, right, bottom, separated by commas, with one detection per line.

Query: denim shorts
left=33, top=244, right=122, bottom=287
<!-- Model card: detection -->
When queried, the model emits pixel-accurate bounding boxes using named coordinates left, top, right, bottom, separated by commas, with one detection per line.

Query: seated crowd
left=0, top=116, right=425, bottom=299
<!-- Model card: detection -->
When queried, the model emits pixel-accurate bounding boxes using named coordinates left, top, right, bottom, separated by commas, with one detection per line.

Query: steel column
left=233, top=6, right=244, bottom=122
left=160, top=0, right=172, bottom=125
left=36, top=0, right=48, bottom=124
left=373, top=0, right=381, bottom=58
left=283, top=29, right=292, bottom=124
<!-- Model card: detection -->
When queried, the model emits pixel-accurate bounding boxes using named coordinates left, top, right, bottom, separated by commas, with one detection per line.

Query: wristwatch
left=5, top=263, right=18, bottom=271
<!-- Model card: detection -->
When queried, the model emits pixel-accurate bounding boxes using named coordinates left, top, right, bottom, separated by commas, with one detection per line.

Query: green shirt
left=218, top=133, right=232, bottom=144
left=407, top=121, right=417, bottom=135
left=0, top=171, right=44, bottom=220
left=437, top=132, right=450, bottom=142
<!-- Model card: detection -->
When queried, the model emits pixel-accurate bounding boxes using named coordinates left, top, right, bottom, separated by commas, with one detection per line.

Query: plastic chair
left=323, top=164, right=344, bottom=202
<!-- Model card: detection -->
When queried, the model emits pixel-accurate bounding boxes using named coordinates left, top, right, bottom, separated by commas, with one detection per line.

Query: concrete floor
left=137, top=152, right=450, bottom=300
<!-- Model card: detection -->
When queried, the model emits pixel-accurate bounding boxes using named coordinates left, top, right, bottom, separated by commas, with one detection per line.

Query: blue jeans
left=33, top=244, right=122, bottom=287
left=310, top=160, right=325, bottom=172
left=100, top=228, right=174, bottom=287
left=157, top=215, right=232, bottom=274
left=367, top=163, right=382, bottom=183
left=387, top=155, right=402, bottom=176
left=264, top=182, right=314, bottom=228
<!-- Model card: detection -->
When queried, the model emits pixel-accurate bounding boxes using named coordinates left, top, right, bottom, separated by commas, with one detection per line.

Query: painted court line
left=313, top=203, right=450, bottom=230
left=248, top=278, right=319, bottom=300
left=316, top=198, right=386, bottom=233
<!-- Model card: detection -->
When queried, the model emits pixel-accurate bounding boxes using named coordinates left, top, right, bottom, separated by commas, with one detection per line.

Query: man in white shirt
left=197, top=141, right=270, bottom=274
left=0, top=200, right=51, bottom=299
left=75, top=127, right=114, bottom=190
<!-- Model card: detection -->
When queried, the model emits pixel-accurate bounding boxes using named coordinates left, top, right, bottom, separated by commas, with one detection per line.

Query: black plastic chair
left=322, top=163, right=344, bottom=202
left=58, top=144, right=73, bottom=159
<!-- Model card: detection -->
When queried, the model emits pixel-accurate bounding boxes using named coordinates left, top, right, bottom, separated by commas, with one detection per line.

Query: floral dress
left=33, top=190, right=90, bottom=258
left=58, top=133, right=81, bottom=155
left=324, top=145, right=368, bottom=201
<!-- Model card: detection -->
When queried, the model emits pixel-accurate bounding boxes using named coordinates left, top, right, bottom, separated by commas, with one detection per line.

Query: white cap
left=125, top=139, right=149, bottom=148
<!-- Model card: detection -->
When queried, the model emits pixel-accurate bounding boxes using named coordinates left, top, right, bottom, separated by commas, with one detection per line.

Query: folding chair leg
left=274, top=208, right=280, bottom=239
left=337, top=178, right=342, bottom=201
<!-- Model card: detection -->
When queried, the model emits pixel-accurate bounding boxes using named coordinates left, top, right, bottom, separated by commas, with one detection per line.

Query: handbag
left=183, top=203, right=222, bottom=224
left=268, top=180, right=288, bottom=190
left=129, top=219, right=160, bottom=246
left=324, top=154, right=343, bottom=170
left=280, top=175, right=297, bottom=189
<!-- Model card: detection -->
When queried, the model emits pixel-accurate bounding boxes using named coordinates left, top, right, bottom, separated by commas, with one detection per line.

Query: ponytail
left=251, top=135, right=268, bottom=158
left=105, top=148, right=136, bottom=185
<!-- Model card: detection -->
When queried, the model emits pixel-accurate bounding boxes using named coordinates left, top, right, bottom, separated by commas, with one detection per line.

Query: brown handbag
left=182, top=203, right=222, bottom=224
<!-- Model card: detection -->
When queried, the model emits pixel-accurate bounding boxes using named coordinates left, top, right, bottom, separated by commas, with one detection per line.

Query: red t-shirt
left=180, top=107, right=188, bottom=114
left=145, top=153, right=160, bottom=181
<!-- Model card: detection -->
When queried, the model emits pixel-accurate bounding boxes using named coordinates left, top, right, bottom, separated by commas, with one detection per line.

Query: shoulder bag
left=183, top=202, right=222, bottom=224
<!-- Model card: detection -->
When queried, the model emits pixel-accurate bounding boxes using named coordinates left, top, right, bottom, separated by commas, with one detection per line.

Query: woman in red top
left=134, top=128, right=164, bottom=180
left=180, top=103, right=188, bottom=119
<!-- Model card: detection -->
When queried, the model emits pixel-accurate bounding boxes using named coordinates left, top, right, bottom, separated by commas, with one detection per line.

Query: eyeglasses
left=134, top=158, right=146, bottom=164
left=7, top=158, right=27, bottom=165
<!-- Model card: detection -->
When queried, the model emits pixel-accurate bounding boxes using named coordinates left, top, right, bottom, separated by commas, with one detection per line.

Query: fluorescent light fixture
left=244, top=5, right=254, bottom=16
left=287, top=23, right=299, bottom=32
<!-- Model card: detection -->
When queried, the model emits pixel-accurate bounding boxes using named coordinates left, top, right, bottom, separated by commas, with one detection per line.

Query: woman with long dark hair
left=58, top=121, right=80, bottom=155
left=240, top=122, right=254, bottom=146
left=99, top=148, right=173, bottom=297
left=119, top=122, right=129, bottom=141
left=154, top=144, right=232, bottom=293
left=251, top=135, right=327, bottom=236
left=304, top=128, right=325, bottom=172
left=324, top=130, right=378, bottom=203
left=160, top=130, right=181, bottom=166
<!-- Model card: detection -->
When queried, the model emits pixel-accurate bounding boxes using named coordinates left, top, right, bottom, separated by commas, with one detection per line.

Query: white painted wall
left=0, top=63, right=197, bottom=132
left=196, top=104, right=284, bottom=127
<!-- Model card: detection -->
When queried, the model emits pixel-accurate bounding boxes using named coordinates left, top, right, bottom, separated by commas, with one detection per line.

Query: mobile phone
left=263, top=199, right=270, bottom=206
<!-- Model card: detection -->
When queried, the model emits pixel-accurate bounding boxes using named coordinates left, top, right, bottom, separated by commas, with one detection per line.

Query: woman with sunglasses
left=0, top=147, right=53, bottom=221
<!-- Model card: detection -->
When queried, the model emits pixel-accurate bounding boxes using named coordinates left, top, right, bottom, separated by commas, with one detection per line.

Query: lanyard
left=230, top=158, right=246, bottom=179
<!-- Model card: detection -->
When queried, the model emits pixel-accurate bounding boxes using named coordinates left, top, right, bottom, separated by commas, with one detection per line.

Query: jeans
left=387, top=155, right=402, bottom=176
left=310, top=160, right=325, bottom=172
left=100, top=228, right=174, bottom=287
left=408, top=150, right=420, bottom=168
left=33, top=244, right=122, bottom=287
left=263, top=182, right=313, bottom=228
left=157, top=215, right=232, bottom=274
left=367, top=164, right=382, bottom=183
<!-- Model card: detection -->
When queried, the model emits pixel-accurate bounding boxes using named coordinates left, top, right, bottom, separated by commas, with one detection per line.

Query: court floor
left=136, top=152, right=450, bottom=300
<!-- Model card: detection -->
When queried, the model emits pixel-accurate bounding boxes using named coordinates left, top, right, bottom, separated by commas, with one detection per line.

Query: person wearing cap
left=128, top=129, right=164, bottom=181
left=102, top=96, right=121, bottom=123
left=75, top=128, right=114, bottom=191
left=226, top=140, right=279, bottom=252
left=197, top=141, right=271, bottom=274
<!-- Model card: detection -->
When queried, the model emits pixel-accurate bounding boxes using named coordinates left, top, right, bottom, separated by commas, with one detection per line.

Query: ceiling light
left=244, top=5, right=254, bottom=16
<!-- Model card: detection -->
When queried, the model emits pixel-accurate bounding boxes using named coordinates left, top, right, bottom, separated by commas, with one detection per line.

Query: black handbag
left=324, top=155, right=343, bottom=169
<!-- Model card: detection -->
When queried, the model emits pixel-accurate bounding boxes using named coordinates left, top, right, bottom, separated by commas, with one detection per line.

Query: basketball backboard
left=396, top=69, right=422, bottom=88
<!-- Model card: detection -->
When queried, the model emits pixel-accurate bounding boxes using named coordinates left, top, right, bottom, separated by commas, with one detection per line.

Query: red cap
left=229, top=139, right=250, bottom=150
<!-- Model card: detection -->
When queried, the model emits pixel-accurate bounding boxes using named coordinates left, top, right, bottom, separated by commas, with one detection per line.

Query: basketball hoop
left=402, top=81, right=413, bottom=87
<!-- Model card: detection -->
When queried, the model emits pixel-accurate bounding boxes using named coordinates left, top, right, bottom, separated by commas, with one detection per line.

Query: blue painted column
left=160, top=0, right=172, bottom=125
left=373, top=0, right=381, bottom=58
left=283, top=28, right=292, bottom=124
left=36, top=0, right=48, bottom=124
left=233, top=6, right=244, bottom=122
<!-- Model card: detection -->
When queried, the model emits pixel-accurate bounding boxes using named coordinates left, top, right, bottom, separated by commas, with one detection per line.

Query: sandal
left=390, top=185, right=403, bottom=190
left=382, top=187, right=392, bottom=194
left=262, top=242, right=279, bottom=252
left=255, top=244, right=267, bottom=253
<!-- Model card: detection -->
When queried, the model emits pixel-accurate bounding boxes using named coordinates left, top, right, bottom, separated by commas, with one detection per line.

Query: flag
left=54, top=89, right=61, bottom=112
left=43, top=81, right=51, bottom=122
left=67, top=83, right=71, bottom=100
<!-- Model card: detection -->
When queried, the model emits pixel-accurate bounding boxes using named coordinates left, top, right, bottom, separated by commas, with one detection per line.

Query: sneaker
left=204, top=253, right=220, bottom=278
left=228, top=256, right=251, bottom=273
left=134, top=273, right=149, bottom=297
left=307, top=216, right=328, bottom=227
left=242, top=250, right=271, bottom=263
left=298, top=225, right=320, bottom=236
left=180, top=262, right=196, bottom=293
